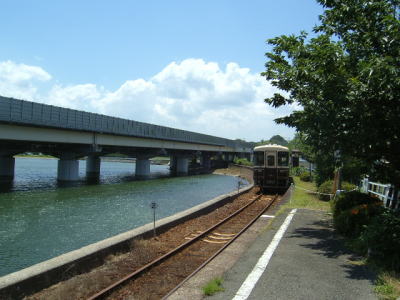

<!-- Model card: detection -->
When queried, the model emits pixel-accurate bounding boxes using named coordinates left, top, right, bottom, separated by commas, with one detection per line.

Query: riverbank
left=213, top=164, right=253, bottom=184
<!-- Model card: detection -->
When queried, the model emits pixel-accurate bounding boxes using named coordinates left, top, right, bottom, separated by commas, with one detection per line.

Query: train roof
left=253, top=144, right=289, bottom=152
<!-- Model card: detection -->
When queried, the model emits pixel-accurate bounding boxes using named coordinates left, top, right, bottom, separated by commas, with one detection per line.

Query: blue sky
left=0, top=0, right=323, bottom=141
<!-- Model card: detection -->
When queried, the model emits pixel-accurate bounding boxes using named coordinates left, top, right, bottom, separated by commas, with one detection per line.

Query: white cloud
left=0, top=60, right=52, bottom=100
left=47, top=84, right=103, bottom=112
left=0, top=60, right=51, bottom=83
left=0, top=59, right=295, bottom=141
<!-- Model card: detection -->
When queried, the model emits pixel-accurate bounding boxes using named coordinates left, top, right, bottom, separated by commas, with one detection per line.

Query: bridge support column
left=200, top=154, right=211, bottom=171
left=0, top=155, right=15, bottom=181
left=86, top=155, right=101, bottom=178
left=176, top=157, right=189, bottom=176
left=58, top=154, right=79, bottom=181
left=169, top=156, right=177, bottom=175
left=135, top=157, right=151, bottom=179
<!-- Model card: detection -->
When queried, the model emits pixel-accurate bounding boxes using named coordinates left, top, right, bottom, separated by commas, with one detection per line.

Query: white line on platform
left=232, top=209, right=297, bottom=300
left=260, top=214, right=275, bottom=218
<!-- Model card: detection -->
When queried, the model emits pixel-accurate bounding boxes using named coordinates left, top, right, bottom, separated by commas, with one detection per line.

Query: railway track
left=87, top=193, right=279, bottom=300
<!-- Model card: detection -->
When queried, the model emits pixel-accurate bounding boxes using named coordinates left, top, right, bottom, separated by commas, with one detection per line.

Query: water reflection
left=1, top=158, right=171, bottom=193
left=0, top=181, right=13, bottom=192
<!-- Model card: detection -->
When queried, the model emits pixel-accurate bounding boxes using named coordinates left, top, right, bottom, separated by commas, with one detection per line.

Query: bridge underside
left=0, top=124, right=250, bottom=182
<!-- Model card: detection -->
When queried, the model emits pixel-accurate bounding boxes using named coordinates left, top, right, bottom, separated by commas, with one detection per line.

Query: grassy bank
left=283, top=176, right=330, bottom=211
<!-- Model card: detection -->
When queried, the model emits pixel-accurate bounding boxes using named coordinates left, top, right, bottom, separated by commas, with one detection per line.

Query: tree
left=262, top=0, right=400, bottom=188
left=269, top=135, right=289, bottom=146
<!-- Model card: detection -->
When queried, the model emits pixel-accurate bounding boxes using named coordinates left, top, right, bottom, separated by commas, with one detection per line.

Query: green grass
left=374, top=273, right=400, bottom=300
left=282, top=176, right=330, bottom=211
left=16, top=154, right=55, bottom=159
left=150, top=156, right=170, bottom=161
left=202, top=277, right=224, bottom=296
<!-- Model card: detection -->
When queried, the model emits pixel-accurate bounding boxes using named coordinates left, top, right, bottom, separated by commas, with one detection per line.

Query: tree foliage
left=269, top=135, right=289, bottom=146
left=262, top=0, right=400, bottom=187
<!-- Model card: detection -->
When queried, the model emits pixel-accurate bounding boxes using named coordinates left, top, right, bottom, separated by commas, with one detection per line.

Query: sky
left=0, top=0, right=323, bottom=142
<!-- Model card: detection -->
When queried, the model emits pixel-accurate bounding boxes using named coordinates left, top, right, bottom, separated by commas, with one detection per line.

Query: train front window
left=277, top=151, right=289, bottom=167
left=254, top=152, right=264, bottom=166
left=267, top=155, right=275, bottom=167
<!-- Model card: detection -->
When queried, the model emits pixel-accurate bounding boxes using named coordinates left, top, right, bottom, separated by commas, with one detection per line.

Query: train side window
left=278, top=151, right=289, bottom=167
left=267, top=155, right=275, bottom=167
left=254, top=152, right=264, bottom=166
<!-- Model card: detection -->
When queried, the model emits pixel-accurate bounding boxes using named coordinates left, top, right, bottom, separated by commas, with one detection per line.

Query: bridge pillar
left=169, top=156, right=177, bottom=175
left=176, top=157, right=189, bottom=176
left=86, top=155, right=101, bottom=178
left=135, top=157, right=151, bottom=179
left=57, top=154, right=79, bottom=181
left=0, top=155, right=15, bottom=181
left=200, top=153, right=211, bottom=170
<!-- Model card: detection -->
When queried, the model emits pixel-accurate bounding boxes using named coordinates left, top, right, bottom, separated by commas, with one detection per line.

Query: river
left=0, top=157, right=245, bottom=277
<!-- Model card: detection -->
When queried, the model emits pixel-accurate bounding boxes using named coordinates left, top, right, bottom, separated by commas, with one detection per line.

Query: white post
left=384, top=184, right=390, bottom=207
left=361, top=178, right=369, bottom=193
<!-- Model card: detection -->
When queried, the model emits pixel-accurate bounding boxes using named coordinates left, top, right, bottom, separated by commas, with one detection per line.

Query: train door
left=277, top=151, right=290, bottom=187
left=264, top=151, right=277, bottom=186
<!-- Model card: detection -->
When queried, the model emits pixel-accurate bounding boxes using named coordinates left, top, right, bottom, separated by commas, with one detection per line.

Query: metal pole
left=153, top=208, right=156, bottom=237
left=151, top=201, right=157, bottom=237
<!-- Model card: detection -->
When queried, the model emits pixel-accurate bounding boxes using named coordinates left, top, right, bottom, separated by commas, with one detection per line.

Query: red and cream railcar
left=253, top=144, right=293, bottom=193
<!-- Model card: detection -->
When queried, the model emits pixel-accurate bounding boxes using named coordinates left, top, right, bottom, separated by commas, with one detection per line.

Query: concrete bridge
left=0, top=96, right=252, bottom=181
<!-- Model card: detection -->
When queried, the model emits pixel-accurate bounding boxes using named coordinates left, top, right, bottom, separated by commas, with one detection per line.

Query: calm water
left=0, top=158, right=244, bottom=277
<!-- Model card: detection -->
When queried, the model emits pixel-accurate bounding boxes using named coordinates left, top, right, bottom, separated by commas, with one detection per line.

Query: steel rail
left=87, top=193, right=268, bottom=300
left=163, top=194, right=278, bottom=299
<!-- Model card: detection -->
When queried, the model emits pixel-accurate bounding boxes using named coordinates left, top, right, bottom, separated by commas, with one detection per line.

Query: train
left=253, top=144, right=299, bottom=193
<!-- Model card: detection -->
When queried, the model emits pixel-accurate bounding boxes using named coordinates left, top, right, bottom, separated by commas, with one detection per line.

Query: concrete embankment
left=0, top=165, right=253, bottom=299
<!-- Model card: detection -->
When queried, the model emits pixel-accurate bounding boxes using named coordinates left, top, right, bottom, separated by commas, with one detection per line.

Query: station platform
left=168, top=208, right=377, bottom=300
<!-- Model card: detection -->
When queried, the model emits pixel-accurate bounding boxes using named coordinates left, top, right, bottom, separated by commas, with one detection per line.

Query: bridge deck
left=0, top=96, right=250, bottom=151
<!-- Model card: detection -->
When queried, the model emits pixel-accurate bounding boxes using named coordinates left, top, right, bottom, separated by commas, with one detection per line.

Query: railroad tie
left=202, top=232, right=236, bottom=244
left=202, top=239, right=228, bottom=244
left=184, top=230, right=236, bottom=243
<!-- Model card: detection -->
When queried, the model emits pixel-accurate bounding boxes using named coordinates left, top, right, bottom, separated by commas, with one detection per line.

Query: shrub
left=318, top=180, right=357, bottom=201
left=291, top=166, right=308, bottom=176
left=318, top=180, right=334, bottom=201
left=299, top=172, right=312, bottom=182
left=358, top=209, right=400, bottom=271
left=233, top=158, right=253, bottom=166
left=333, top=202, right=384, bottom=237
left=331, top=191, right=381, bottom=218
left=341, top=181, right=357, bottom=192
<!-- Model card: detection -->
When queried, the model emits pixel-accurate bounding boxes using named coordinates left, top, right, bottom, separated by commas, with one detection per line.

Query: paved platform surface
left=210, top=209, right=377, bottom=300
left=169, top=208, right=377, bottom=300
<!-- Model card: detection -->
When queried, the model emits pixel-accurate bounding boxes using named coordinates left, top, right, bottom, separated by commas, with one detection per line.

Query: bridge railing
left=0, top=96, right=251, bottom=151
left=360, top=178, right=399, bottom=210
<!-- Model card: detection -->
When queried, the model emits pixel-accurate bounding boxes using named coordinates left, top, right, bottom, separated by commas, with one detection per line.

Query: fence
left=360, top=178, right=399, bottom=210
